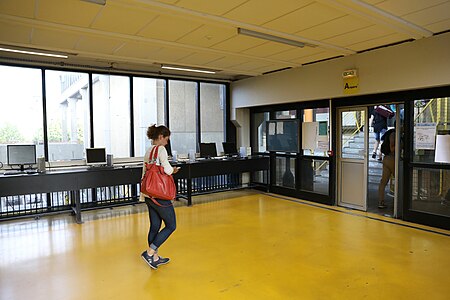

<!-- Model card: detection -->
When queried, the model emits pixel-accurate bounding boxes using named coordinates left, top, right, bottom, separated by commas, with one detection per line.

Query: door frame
left=337, top=106, right=368, bottom=211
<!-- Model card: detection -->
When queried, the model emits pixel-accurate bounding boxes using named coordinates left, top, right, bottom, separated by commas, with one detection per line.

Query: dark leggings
left=144, top=197, right=177, bottom=251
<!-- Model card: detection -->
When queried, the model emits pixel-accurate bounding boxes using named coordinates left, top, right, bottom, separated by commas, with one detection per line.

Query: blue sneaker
left=141, top=251, right=157, bottom=269
left=155, top=256, right=170, bottom=266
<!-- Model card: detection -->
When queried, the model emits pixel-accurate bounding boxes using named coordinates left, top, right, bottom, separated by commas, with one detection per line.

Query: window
left=169, top=80, right=197, bottom=156
left=200, top=83, right=225, bottom=154
left=45, top=70, right=90, bottom=161
left=252, top=112, right=270, bottom=153
left=133, top=77, right=166, bottom=156
left=302, top=108, right=330, bottom=157
left=0, top=65, right=44, bottom=162
left=92, top=74, right=130, bottom=158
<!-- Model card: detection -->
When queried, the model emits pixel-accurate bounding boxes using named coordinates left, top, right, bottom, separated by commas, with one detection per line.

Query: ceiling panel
left=0, top=21, right=32, bottom=44
left=264, top=2, right=346, bottom=33
left=223, top=0, right=313, bottom=26
left=204, top=56, right=252, bottom=69
left=347, top=32, right=409, bottom=52
left=37, top=0, right=102, bottom=27
left=91, top=3, right=158, bottom=35
left=138, top=14, right=203, bottom=42
left=175, top=0, right=246, bottom=16
left=290, top=50, right=338, bottom=64
left=75, top=35, right=124, bottom=54
left=242, top=42, right=295, bottom=58
left=375, top=0, right=448, bottom=16
left=113, top=42, right=162, bottom=59
left=402, top=2, right=450, bottom=28
left=176, top=25, right=236, bottom=47
left=324, top=25, right=405, bottom=47
left=174, top=52, right=225, bottom=66
left=149, top=47, right=195, bottom=62
left=267, top=47, right=327, bottom=61
left=32, top=28, right=80, bottom=50
left=233, top=60, right=280, bottom=72
left=251, top=64, right=293, bottom=74
left=0, top=0, right=35, bottom=18
left=299, top=15, right=372, bottom=41
left=211, top=35, right=266, bottom=52
left=424, top=18, right=450, bottom=33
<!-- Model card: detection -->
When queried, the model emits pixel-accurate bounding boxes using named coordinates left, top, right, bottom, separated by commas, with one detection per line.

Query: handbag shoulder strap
left=149, top=145, right=160, bottom=163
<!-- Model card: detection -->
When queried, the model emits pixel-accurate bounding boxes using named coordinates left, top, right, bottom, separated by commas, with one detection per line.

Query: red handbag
left=141, top=145, right=176, bottom=202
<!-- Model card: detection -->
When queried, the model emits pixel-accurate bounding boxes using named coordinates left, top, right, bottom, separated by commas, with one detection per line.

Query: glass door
left=337, top=107, right=368, bottom=210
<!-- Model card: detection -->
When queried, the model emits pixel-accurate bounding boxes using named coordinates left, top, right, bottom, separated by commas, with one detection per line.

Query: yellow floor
left=1, top=191, right=449, bottom=300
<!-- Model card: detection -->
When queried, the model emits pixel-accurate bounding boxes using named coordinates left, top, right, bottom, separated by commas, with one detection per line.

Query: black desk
left=0, top=166, right=142, bottom=223
left=0, top=156, right=269, bottom=222
left=173, top=156, right=269, bottom=206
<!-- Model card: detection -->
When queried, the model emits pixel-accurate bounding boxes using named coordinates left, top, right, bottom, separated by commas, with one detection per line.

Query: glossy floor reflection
left=1, top=191, right=449, bottom=300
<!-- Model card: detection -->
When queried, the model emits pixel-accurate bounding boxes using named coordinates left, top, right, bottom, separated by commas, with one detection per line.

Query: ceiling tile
left=150, top=47, right=195, bottom=62
left=204, top=56, right=251, bottom=69
left=138, top=14, right=203, bottom=42
left=264, top=2, right=345, bottom=33
left=224, top=0, right=313, bottom=26
left=424, top=18, right=450, bottom=33
left=32, top=28, right=80, bottom=50
left=37, top=0, right=102, bottom=27
left=402, top=2, right=450, bottom=27
left=251, top=64, right=292, bottom=74
left=299, top=15, right=372, bottom=41
left=211, top=35, right=266, bottom=52
left=91, top=3, right=158, bottom=35
left=242, top=42, right=295, bottom=58
left=267, top=47, right=323, bottom=61
left=323, top=25, right=400, bottom=47
left=174, top=52, right=225, bottom=66
left=75, top=35, right=123, bottom=54
left=0, top=0, right=35, bottom=18
left=0, top=21, right=32, bottom=44
left=346, top=33, right=409, bottom=52
left=375, top=0, right=448, bottom=16
left=113, top=42, right=162, bottom=59
left=290, top=50, right=338, bottom=64
left=233, top=60, right=277, bottom=72
left=176, top=25, right=236, bottom=47
left=175, top=0, right=246, bottom=16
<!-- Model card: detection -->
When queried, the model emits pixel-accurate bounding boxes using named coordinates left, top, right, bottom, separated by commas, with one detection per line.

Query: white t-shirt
left=142, top=145, right=174, bottom=177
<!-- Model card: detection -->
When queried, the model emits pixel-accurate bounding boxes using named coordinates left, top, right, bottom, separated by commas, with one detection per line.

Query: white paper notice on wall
left=435, top=135, right=450, bottom=163
left=277, top=122, right=283, bottom=134
left=268, top=123, right=276, bottom=135
left=415, top=123, right=436, bottom=150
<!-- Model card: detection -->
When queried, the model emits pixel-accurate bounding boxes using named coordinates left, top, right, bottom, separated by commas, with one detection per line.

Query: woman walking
left=141, top=124, right=179, bottom=269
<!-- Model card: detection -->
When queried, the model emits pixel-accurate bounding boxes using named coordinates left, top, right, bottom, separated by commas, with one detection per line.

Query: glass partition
left=200, top=83, right=225, bottom=154
left=45, top=70, right=90, bottom=161
left=169, top=80, right=197, bottom=156
left=133, top=77, right=165, bottom=157
left=92, top=74, right=131, bottom=158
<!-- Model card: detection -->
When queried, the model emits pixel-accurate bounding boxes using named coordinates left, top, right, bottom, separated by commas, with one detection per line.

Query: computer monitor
left=165, top=139, right=172, bottom=157
left=7, top=144, right=37, bottom=171
left=86, top=148, right=107, bottom=166
left=222, top=142, right=238, bottom=156
left=199, top=143, right=217, bottom=158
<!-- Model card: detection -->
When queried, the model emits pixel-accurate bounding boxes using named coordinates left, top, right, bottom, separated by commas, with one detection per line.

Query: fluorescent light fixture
left=81, top=0, right=106, bottom=5
left=161, top=65, right=216, bottom=74
left=0, top=47, right=69, bottom=59
left=238, top=28, right=306, bottom=48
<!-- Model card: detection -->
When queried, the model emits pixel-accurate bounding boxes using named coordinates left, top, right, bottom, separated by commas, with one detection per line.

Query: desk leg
left=187, top=179, right=192, bottom=206
left=71, top=190, right=83, bottom=224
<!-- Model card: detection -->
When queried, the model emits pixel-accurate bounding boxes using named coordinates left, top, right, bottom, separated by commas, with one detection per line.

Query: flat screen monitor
left=86, top=148, right=107, bottom=166
left=199, top=143, right=217, bottom=158
left=7, top=144, right=37, bottom=171
left=222, top=142, right=238, bottom=156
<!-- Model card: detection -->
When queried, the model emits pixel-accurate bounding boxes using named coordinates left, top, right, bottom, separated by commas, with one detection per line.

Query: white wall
left=231, top=32, right=450, bottom=109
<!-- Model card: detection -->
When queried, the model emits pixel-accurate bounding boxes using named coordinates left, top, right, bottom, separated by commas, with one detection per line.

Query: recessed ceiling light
left=0, top=47, right=69, bottom=59
left=161, top=65, right=216, bottom=74
left=238, top=28, right=311, bottom=48
left=81, top=0, right=106, bottom=5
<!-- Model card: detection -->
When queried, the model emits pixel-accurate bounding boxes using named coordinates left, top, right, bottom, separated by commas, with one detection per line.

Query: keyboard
left=4, top=169, right=38, bottom=175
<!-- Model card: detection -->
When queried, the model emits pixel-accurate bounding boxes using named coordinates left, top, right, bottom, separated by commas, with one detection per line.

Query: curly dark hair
left=146, top=124, right=171, bottom=140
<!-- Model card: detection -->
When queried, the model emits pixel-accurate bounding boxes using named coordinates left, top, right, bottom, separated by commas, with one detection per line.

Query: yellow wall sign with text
left=343, top=77, right=359, bottom=94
